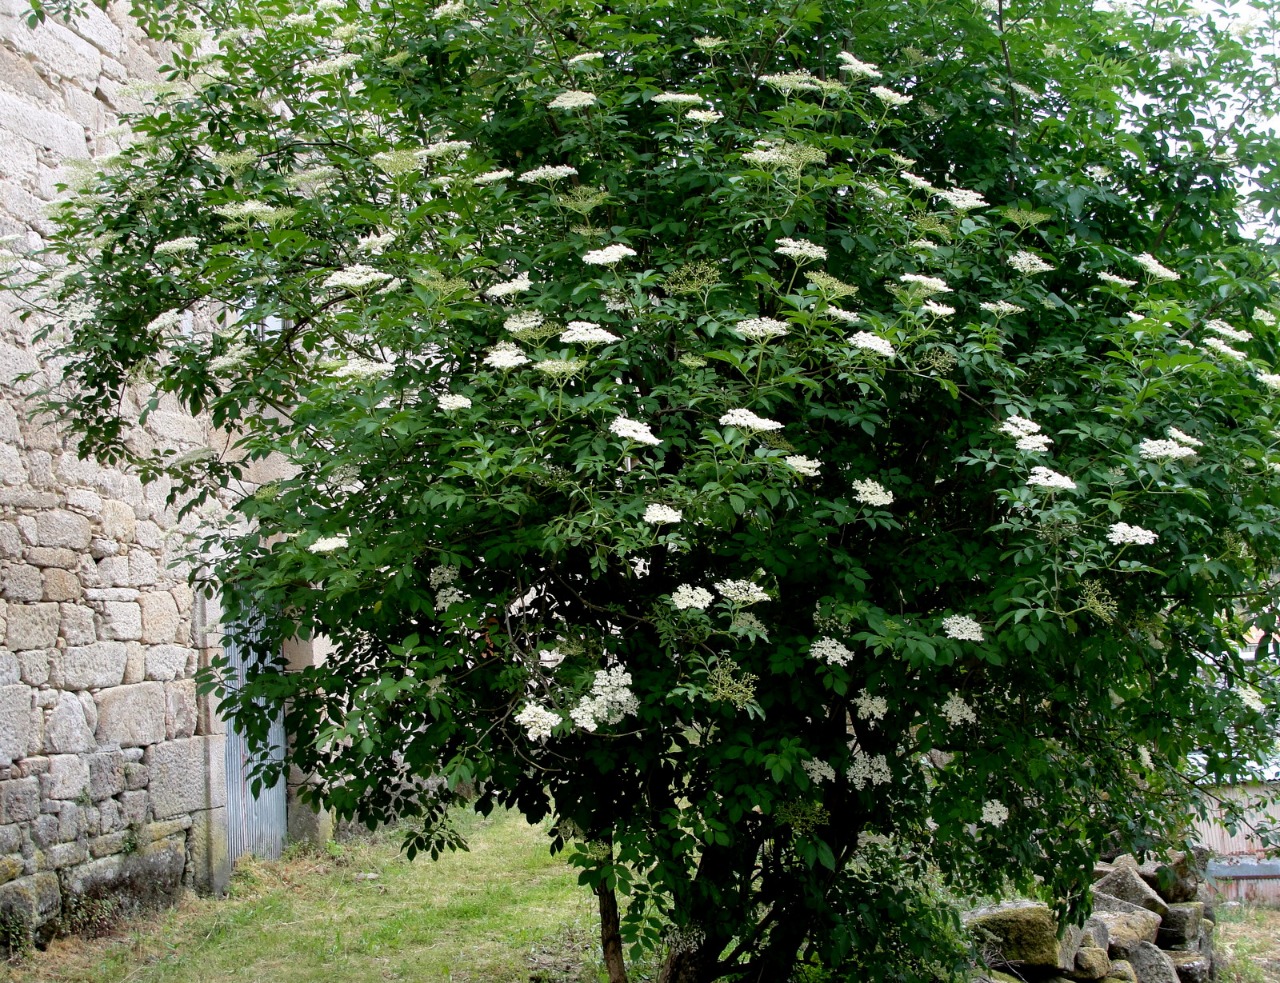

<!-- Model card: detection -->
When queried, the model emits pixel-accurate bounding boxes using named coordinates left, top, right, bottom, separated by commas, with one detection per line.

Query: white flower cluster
left=1137, top=437, right=1197, bottom=461
left=610, top=415, right=662, bottom=446
left=837, top=52, right=882, bottom=78
left=785, top=455, right=821, bottom=477
left=1238, top=688, right=1266, bottom=713
left=1205, top=319, right=1251, bottom=342
left=568, top=51, right=603, bottom=65
left=1027, top=466, right=1075, bottom=491
left=308, top=535, right=348, bottom=554
left=505, top=311, right=545, bottom=335
left=935, top=187, right=988, bottom=211
left=1258, top=372, right=1280, bottom=390
left=1098, top=271, right=1137, bottom=287
left=775, top=237, right=827, bottom=262
left=515, top=703, right=562, bottom=741
left=520, top=164, right=578, bottom=183
left=981, top=800, right=1009, bottom=826
left=154, top=236, right=200, bottom=254
left=719, top=409, right=783, bottom=432
left=418, top=140, right=472, bottom=160
left=942, top=615, right=984, bottom=642
left=802, top=758, right=836, bottom=784
left=847, top=750, right=891, bottom=789
left=1203, top=337, right=1246, bottom=361
left=999, top=416, right=1052, bottom=453
left=208, top=343, right=250, bottom=373
left=671, top=584, right=713, bottom=610
left=485, top=272, right=532, bottom=298
left=715, top=579, right=771, bottom=605
left=899, top=273, right=951, bottom=295
left=322, top=265, right=394, bottom=291
left=852, top=479, right=893, bottom=507
left=473, top=169, right=514, bottom=184
left=642, top=503, right=683, bottom=524
left=651, top=92, right=704, bottom=106
left=561, top=321, right=620, bottom=345
left=571, top=666, right=639, bottom=732
left=871, top=85, right=911, bottom=107
left=900, top=171, right=936, bottom=192
left=482, top=341, right=529, bottom=370
left=1107, top=522, right=1158, bottom=545
left=855, top=690, right=888, bottom=723
left=811, top=636, right=853, bottom=666
left=534, top=357, right=587, bottom=379
left=735, top=317, right=789, bottom=340
left=1007, top=251, right=1054, bottom=275
left=941, top=693, right=977, bottom=725
left=333, top=358, right=392, bottom=380
left=1258, top=311, right=1277, bottom=326
left=434, top=586, right=464, bottom=611
left=549, top=90, right=598, bottom=110
left=1135, top=252, right=1180, bottom=281
left=685, top=109, right=723, bottom=124
left=358, top=231, right=396, bottom=254
left=826, top=307, right=861, bottom=324
left=850, top=332, right=894, bottom=357
left=429, top=564, right=460, bottom=588
left=922, top=301, right=955, bottom=317
left=583, top=244, right=637, bottom=266
left=761, top=70, right=828, bottom=94
left=981, top=300, right=1025, bottom=317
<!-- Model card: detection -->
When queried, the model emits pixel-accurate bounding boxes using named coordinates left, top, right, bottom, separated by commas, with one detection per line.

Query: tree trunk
left=656, top=946, right=714, bottom=983
left=596, top=882, right=628, bottom=983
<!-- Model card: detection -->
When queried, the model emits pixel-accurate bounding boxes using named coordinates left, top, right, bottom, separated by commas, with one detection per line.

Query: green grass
left=2, top=810, right=604, bottom=983
left=1215, top=903, right=1280, bottom=983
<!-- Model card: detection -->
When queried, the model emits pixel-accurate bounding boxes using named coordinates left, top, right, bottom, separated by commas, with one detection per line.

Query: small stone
left=2, top=566, right=43, bottom=603
left=43, top=691, right=95, bottom=754
left=87, top=750, right=125, bottom=801
left=101, top=600, right=142, bottom=640
left=146, top=644, right=194, bottom=682
left=1167, top=950, right=1210, bottom=983
left=1158, top=902, right=1203, bottom=948
left=50, top=641, right=128, bottom=690
left=1074, top=946, right=1110, bottom=979
left=1105, top=962, right=1136, bottom=983
left=15, top=649, right=50, bottom=687
left=35, top=510, right=91, bottom=550
left=5, top=602, right=60, bottom=649
left=0, top=687, right=34, bottom=766
left=164, top=679, right=197, bottom=739
left=0, top=777, right=40, bottom=823
left=0, top=651, right=17, bottom=686
left=59, top=604, right=97, bottom=646
left=42, top=754, right=89, bottom=800
left=41, top=567, right=81, bottom=601
left=1127, top=941, right=1178, bottom=983
left=139, top=591, right=180, bottom=644
left=0, top=872, right=61, bottom=931
left=26, top=547, right=80, bottom=569
left=1095, top=862, right=1170, bottom=918
left=95, top=682, right=166, bottom=747
left=99, top=500, right=136, bottom=542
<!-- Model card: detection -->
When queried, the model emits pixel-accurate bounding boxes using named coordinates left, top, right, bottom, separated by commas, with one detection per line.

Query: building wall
left=0, top=0, right=232, bottom=945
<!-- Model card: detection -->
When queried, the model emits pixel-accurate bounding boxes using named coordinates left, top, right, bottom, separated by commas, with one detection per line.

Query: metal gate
left=222, top=629, right=288, bottom=862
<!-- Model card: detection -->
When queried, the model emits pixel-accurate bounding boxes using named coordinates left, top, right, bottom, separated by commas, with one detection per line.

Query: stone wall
left=0, top=0, right=231, bottom=948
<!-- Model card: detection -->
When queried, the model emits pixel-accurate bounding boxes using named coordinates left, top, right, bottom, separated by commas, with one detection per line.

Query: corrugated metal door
left=222, top=629, right=287, bottom=862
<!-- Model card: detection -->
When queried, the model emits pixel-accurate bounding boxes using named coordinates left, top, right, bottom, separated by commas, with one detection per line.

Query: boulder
left=1082, top=916, right=1111, bottom=951
left=1127, top=850, right=1205, bottom=904
left=1073, top=946, right=1111, bottom=979
left=1167, top=951, right=1210, bottom=983
left=966, top=902, right=1080, bottom=973
left=1127, top=942, right=1178, bottom=983
left=1094, top=860, right=1170, bottom=917
left=1108, top=964, right=1137, bottom=983
left=1156, top=902, right=1202, bottom=948
left=1091, top=900, right=1160, bottom=960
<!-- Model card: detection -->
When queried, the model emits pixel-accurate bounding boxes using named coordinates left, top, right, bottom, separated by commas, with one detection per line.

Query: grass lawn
left=1, top=810, right=604, bottom=983
left=1216, top=902, right=1280, bottom=983
left=6, top=814, right=1280, bottom=983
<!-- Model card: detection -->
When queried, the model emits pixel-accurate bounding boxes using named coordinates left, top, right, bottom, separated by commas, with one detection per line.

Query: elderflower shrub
left=20, top=0, right=1280, bottom=978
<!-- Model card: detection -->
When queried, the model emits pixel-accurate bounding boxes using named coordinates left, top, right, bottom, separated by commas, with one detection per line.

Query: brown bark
left=597, top=881, right=628, bottom=983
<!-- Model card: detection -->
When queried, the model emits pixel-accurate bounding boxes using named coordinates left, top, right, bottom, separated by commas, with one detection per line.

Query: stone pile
left=969, top=853, right=1214, bottom=983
